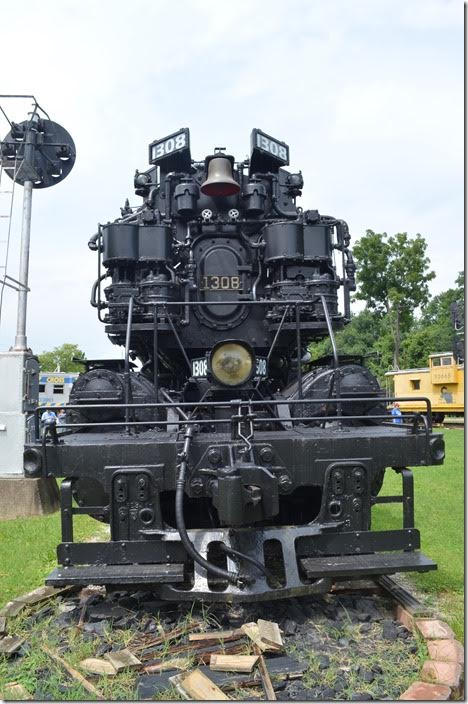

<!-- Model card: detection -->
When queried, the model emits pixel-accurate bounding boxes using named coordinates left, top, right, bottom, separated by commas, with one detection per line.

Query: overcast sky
left=0, top=0, right=463, bottom=358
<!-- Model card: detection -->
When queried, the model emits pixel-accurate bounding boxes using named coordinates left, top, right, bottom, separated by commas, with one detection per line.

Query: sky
left=0, top=0, right=463, bottom=358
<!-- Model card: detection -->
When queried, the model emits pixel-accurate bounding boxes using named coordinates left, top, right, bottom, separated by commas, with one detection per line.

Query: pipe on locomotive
left=175, top=422, right=255, bottom=587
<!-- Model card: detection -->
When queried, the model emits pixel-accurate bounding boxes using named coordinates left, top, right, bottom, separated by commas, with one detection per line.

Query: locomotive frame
left=23, top=128, right=445, bottom=601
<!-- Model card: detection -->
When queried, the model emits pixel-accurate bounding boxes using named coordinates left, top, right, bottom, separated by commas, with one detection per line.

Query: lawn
left=0, top=511, right=98, bottom=607
left=372, top=428, right=464, bottom=642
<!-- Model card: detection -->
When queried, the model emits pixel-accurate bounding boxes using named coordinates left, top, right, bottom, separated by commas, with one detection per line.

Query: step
left=46, top=562, right=184, bottom=586
left=300, top=551, right=436, bottom=579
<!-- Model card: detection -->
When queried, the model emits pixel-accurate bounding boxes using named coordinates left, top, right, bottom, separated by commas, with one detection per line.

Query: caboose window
left=442, top=357, right=452, bottom=366
left=53, top=384, right=64, bottom=394
left=432, top=358, right=441, bottom=366
left=39, top=384, right=46, bottom=393
left=410, top=379, right=420, bottom=390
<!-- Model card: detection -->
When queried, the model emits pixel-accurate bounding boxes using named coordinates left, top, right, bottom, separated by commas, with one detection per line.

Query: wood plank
left=189, top=629, right=244, bottom=644
left=210, top=654, right=259, bottom=673
left=104, top=648, right=141, bottom=671
left=255, top=648, right=277, bottom=701
left=131, top=621, right=201, bottom=652
left=0, top=636, right=24, bottom=655
left=3, top=682, right=32, bottom=699
left=196, top=643, right=247, bottom=665
left=144, top=657, right=192, bottom=673
left=14, top=585, right=70, bottom=605
left=43, top=645, right=104, bottom=700
left=173, top=668, right=231, bottom=700
left=79, top=657, right=117, bottom=676
left=257, top=620, right=283, bottom=651
left=168, top=673, right=192, bottom=700
left=240, top=622, right=268, bottom=652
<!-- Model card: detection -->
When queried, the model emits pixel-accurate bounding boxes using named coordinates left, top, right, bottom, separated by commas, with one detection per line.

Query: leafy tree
left=400, top=271, right=465, bottom=368
left=399, top=325, right=446, bottom=369
left=310, top=310, right=392, bottom=382
left=38, top=343, right=86, bottom=372
left=353, top=230, right=435, bottom=368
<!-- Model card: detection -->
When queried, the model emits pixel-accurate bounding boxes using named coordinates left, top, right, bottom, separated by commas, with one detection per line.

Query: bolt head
left=278, top=474, right=292, bottom=493
left=260, top=446, right=274, bottom=463
left=190, top=478, right=204, bottom=496
left=208, top=448, right=222, bottom=465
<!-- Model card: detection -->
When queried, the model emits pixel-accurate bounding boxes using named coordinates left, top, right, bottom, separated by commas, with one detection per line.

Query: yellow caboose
left=386, top=352, right=464, bottom=423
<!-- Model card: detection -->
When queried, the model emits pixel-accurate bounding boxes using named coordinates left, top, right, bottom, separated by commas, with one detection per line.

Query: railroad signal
left=0, top=96, right=75, bottom=350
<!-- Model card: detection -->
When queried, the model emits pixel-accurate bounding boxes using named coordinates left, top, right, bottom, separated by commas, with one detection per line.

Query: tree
left=352, top=230, right=435, bottom=368
left=310, top=310, right=393, bottom=383
left=400, top=271, right=465, bottom=368
left=38, top=343, right=86, bottom=372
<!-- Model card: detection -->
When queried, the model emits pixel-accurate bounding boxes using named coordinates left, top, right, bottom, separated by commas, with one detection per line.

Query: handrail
left=124, top=296, right=134, bottom=433
left=35, top=395, right=433, bottom=411
left=34, top=395, right=433, bottom=443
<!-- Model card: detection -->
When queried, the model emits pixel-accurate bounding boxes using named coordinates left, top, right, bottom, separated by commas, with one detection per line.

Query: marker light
left=210, top=342, right=254, bottom=387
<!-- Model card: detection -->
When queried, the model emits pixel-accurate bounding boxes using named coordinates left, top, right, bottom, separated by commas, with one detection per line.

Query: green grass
left=372, top=429, right=464, bottom=642
left=0, top=512, right=98, bottom=607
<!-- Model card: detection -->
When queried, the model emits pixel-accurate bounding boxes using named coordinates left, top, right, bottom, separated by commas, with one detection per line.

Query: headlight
left=210, top=342, right=254, bottom=387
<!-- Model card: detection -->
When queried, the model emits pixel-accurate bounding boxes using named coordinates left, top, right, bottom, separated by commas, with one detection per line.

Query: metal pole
left=13, top=179, right=33, bottom=350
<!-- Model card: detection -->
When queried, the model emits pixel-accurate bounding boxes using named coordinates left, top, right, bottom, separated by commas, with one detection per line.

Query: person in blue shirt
left=391, top=402, right=403, bottom=424
left=41, top=409, right=57, bottom=426
left=40, top=409, right=59, bottom=444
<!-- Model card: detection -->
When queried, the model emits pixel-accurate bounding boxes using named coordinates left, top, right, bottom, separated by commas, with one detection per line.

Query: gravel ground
left=0, top=586, right=423, bottom=701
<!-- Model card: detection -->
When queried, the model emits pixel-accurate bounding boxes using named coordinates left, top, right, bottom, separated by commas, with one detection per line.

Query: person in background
left=57, top=409, right=67, bottom=433
left=41, top=408, right=57, bottom=426
left=391, top=402, right=403, bottom=424
left=40, top=408, right=59, bottom=444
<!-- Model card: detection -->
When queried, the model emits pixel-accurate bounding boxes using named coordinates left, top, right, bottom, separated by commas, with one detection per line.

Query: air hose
left=174, top=424, right=254, bottom=587
left=219, top=543, right=272, bottom=579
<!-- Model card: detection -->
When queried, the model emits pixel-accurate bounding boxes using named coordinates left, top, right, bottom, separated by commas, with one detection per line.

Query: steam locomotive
left=25, top=128, right=445, bottom=601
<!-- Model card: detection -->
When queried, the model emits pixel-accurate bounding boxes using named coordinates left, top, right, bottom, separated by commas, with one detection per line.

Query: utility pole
left=13, top=178, right=33, bottom=350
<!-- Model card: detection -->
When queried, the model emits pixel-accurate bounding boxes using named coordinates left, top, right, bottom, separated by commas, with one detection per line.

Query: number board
left=201, top=275, right=242, bottom=291
left=148, top=128, right=191, bottom=170
left=191, top=356, right=268, bottom=379
left=250, top=128, right=289, bottom=174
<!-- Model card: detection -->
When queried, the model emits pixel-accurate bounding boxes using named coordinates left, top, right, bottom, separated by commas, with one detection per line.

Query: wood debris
left=256, top=650, right=277, bottom=701
left=196, top=642, right=247, bottom=665
left=43, top=645, right=104, bottom=699
left=0, top=600, right=26, bottom=619
left=79, top=657, right=118, bottom=676
left=188, top=628, right=244, bottom=644
left=14, top=585, right=68, bottom=606
left=210, top=654, right=259, bottom=673
left=0, top=617, right=7, bottom=635
left=257, top=619, right=283, bottom=651
left=3, top=682, right=32, bottom=699
left=0, top=635, right=25, bottom=655
left=104, top=648, right=141, bottom=671
left=130, top=621, right=201, bottom=652
left=241, top=619, right=284, bottom=652
left=241, top=622, right=268, bottom=651
left=144, top=656, right=192, bottom=673
left=170, top=668, right=231, bottom=700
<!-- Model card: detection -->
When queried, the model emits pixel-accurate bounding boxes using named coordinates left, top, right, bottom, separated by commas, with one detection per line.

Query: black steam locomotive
left=25, top=128, right=445, bottom=601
